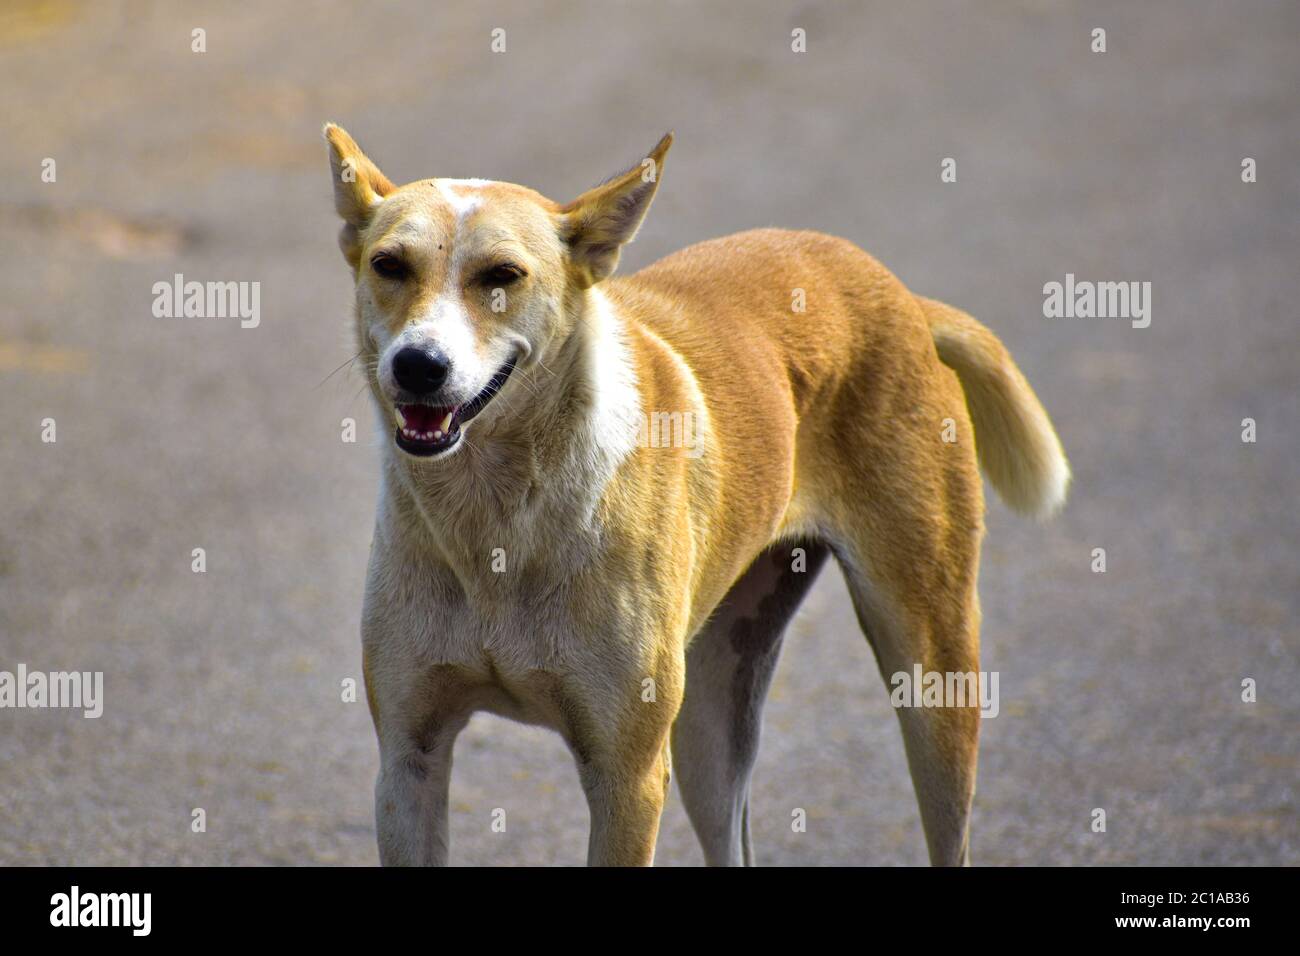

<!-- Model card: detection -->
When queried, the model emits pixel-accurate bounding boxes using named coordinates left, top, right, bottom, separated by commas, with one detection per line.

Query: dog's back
left=612, top=227, right=1068, bottom=533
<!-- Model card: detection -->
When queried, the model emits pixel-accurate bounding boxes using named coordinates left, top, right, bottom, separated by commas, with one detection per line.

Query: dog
left=324, top=124, right=1069, bottom=866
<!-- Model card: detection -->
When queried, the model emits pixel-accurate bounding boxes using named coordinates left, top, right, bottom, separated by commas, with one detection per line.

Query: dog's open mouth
left=393, top=357, right=516, bottom=457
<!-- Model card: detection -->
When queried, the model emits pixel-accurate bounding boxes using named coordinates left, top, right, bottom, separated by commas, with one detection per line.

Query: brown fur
left=325, top=125, right=1069, bottom=866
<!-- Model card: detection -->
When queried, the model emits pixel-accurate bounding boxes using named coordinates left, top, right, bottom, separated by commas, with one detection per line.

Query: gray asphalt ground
left=1, top=1, right=1296, bottom=866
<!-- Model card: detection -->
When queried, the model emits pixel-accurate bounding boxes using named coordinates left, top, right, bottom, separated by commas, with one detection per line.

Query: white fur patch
left=582, top=289, right=642, bottom=483
left=436, top=179, right=488, bottom=223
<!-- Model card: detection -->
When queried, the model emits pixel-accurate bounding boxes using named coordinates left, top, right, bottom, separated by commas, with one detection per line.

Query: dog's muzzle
left=393, top=356, right=517, bottom=457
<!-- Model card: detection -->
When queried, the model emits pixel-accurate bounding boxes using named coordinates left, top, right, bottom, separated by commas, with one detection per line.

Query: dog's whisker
left=317, top=352, right=365, bottom=389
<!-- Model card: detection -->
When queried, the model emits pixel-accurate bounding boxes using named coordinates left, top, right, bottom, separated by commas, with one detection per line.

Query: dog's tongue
left=400, top=405, right=455, bottom=433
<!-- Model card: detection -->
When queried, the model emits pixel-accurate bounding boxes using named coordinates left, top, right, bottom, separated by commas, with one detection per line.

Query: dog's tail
left=920, top=296, right=1070, bottom=520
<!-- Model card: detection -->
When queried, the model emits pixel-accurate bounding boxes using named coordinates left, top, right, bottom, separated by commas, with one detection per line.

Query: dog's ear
left=559, top=132, right=672, bottom=287
left=324, top=124, right=395, bottom=266
left=324, top=123, right=394, bottom=223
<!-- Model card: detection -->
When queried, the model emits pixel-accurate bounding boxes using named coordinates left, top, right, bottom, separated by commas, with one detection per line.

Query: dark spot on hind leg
left=727, top=540, right=830, bottom=764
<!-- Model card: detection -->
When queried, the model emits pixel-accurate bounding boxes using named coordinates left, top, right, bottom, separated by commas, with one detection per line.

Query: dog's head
left=324, top=124, right=670, bottom=460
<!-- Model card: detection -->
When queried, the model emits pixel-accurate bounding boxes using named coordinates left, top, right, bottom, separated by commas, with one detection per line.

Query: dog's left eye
left=482, top=263, right=526, bottom=285
left=370, top=254, right=407, bottom=279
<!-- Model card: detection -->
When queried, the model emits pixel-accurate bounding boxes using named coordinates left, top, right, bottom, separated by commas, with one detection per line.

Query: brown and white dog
left=324, top=124, right=1069, bottom=866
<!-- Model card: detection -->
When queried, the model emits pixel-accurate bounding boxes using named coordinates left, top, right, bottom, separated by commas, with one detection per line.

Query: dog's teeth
left=394, top=407, right=407, bottom=428
left=433, top=430, right=442, bottom=440
left=439, top=411, right=454, bottom=433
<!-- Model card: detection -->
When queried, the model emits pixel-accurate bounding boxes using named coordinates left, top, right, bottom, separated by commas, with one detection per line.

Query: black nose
left=391, top=346, right=451, bottom=394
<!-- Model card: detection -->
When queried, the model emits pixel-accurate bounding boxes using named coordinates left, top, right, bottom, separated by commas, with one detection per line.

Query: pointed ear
left=323, top=123, right=395, bottom=228
left=559, top=132, right=672, bottom=287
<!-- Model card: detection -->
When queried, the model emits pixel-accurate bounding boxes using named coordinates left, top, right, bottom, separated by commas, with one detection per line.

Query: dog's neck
left=375, top=287, right=641, bottom=589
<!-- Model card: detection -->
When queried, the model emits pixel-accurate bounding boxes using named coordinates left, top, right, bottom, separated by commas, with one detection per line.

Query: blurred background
left=1, top=0, right=1296, bottom=865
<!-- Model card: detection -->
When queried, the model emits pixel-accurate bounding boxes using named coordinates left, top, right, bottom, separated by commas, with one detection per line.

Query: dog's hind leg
left=831, top=533, right=982, bottom=866
left=672, top=540, right=830, bottom=865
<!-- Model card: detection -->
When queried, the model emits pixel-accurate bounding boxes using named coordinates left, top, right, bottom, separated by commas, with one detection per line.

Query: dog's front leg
left=579, top=744, right=673, bottom=867
left=362, top=581, right=467, bottom=866
left=374, top=724, right=461, bottom=866
left=572, top=649, right=685, bottom=866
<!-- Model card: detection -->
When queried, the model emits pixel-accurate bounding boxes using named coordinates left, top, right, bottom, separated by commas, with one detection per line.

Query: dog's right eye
left=370, top=254, right=407, bottom=279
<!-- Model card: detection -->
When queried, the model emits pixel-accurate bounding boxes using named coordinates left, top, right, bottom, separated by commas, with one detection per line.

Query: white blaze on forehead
left=436, top=179, right=489, bottom=225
